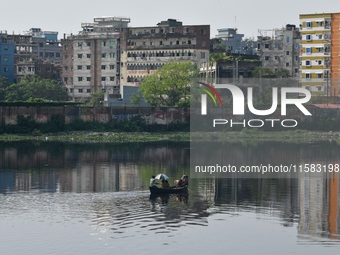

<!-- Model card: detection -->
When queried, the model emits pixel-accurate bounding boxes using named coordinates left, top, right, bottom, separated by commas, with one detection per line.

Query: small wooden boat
left=149, top=185, right=188, bottom=194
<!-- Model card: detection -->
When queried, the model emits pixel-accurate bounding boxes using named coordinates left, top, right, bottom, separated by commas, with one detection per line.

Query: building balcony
left=126, top=56, right=196, bottom=62
left=126, top=44, right=197, bottom=51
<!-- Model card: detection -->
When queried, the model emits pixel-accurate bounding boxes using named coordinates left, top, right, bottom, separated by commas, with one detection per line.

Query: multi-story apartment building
left=6, top=34, right=34, bottom=82
left=214, top=28, right=256, bottom=55
left=257, top=24, right=301, bottom=78
left=0, top=31, right=15, bottom=85
left=299, top=13, right=339, bottom=96
left=120, top=19, right=210, bottom=94
left=24, top=28, right=62, bottom=64
left=61, top=17, right=129, bottom=101
left=60, top=35, right=74, bottom=95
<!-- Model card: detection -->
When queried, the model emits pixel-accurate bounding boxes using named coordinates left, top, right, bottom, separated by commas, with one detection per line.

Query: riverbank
left=0, top=130, right=339, bottom=143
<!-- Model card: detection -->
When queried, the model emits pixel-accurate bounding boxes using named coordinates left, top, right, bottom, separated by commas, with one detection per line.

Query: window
left=286, top=51, right=290, bottom=55
left=78, top=89, right=83, bottom=93
left=87, top=42, right=91, bottom=47
left=176, top=40, right=180, bottom=45
left=274, top=56, right=279, bottom=60
left=265, top=44, right=269, bottom=49
left=294, top=56, right=299, bottom=61
left=306, top=35, right=311, bottom=41
left=318, top=60, right=322, bottom=65
left=86, top=89, right=91, bottom=93
left=188, top=40, right=191, bottom=45
left=169, top=27, right=175, bottom=33
left=317, top=34, right=323, bottom=39
left=295, top=68, right=298, bottom=73
left=170, top=41, right=175, bottom=45
left=4, top=56, right=8, bottom=62
left=78, top=77, right=83, bottom=82
left=110, top=77, right=115, bottom=81
left=183, top=27, right=189, bottom=33
left=160, top=41, right=163, bottom=45
left=109, top=65, right=115, bottom=70
left=86, top=77, right=91, bottom=81
left=64, top=66, right=68, bottom=71
left=201, top=28, right=206, bottom=34
left=264, top=56, right=270, bottom=61
left=87, top=54, right=91, bottom=58
left=151, top=29, right=156, bottom=34
left=286, top=62, right=290, bottom=67
left=64, top=45, right=68, bottom=50
left=78, top=42, right=83, bottom=47
left=101, top=53, right=106, bottom=58
left=86, top=65, right=91, bottom=70
left=70, top=88, right=74, bottom=93
left=101, top=65, right=106, bottom=70
left=77, top=65, right=82, bottom=70
left=46, top=67, right=51, bottom=72
left=317, top=73, right=323, bottom=78
left=286, top=36, right=290, bottom=43
left=64, top=77, right=68, bottom=83
left=110, top=41, right=115, bottom=46
left=200, top=52, right=206, bottom=59
left=201, top=41, right=206, bottom=46
left=102, top=41, right=106, bottom=47
left=4, top=67, right=8, bottom=72
left=317, top=47, right=323, bottom=53
left=182, top=41, right=186, bottom=45
left=78, top=54, right=83, bottom=59
left=295, top=43, right=299, bottom=49
left=317, top=21, right=323, bottom=26
left=109, top=53, right=115, bottom=58
left=306, top=21, right=312, bottom=28
left=306, top=47, right=311, bottom=54
left=274, top=44, right=279, bottom=48
left=306, top=60, right=311, bottom=66
left=101, top=77, right=106, bottom=81
left=305, top=73, right=310, bottom=79
left=150, top=41, right=154, bottom=46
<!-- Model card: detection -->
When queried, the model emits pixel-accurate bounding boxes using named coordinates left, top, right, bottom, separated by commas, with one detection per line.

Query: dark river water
left=0, top=140, right=340, bottom=255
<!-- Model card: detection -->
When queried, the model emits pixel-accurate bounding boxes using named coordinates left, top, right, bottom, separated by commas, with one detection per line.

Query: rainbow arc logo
left=198, top=82, right=223, bottom=106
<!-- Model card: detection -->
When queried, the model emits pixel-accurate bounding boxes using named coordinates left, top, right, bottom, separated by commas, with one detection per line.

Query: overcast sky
left=1, top=0, right=340, bottom=39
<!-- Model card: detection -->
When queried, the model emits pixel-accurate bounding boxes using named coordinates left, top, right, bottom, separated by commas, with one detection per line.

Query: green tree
left=90, top=91, right=104, bottom=107
left=252, top=67, right=276, bottom=78
left=5, top=74, right=69, bottom=101
left=0, top=75, right=9, bottom=101
left=137, top=62, right=199, bottom=108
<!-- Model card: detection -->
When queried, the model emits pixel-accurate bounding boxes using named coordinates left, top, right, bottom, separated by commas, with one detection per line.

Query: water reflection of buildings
left=298, top=171, right=339, bottom=239
left=0, top=142, right=188, bottom=193
left=197, top=174, right=340, bottom=240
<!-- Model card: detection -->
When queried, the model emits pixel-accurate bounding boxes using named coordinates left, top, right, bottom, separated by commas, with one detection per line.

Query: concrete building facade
left=24, top=28, right=62, bottom=64
left=257, top=24, right=301, bottom=78
left=0, top=31, right=15, bottom=85
left=120, top=19, right=210, bottom=95
left=214, top=28, right=256, bottom=55
left=299, top=13, right=340, bottom=96
left=64, top=17, right=129, bottom=101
